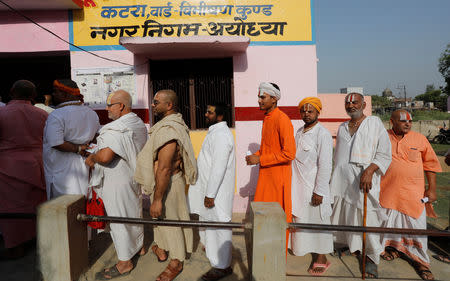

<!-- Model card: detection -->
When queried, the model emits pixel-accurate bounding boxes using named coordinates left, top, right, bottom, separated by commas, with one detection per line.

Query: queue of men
left=0, top=79, right=445, bottom=281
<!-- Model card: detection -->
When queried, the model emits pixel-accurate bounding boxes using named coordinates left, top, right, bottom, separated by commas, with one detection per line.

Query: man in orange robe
left=0, top=80, right=48, bottom=258
left=245, top=82, right=296, bottom=223
left=380, top=109, right=442, bottom=281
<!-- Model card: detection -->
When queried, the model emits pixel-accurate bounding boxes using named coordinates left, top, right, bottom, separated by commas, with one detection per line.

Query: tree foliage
left=438, top=43, right=450, bottom=95
left=414, top=84, right=447, bottom=111
left=371, top=95, right=392, bottom=108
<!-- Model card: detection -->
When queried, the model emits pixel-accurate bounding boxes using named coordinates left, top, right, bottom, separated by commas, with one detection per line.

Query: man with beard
left=245, top=82, right=296, bottom=226
left=380, top=110, right=441, bottom=281
left=290, top=97, right=333, bottom=276
left=85, top=90, right=148, bottom=279
left=188, top=103, right=235, bottom=281
left=135, top=89, right=197, bottom=281
left=330, top=93, right=391, bottom=279
left=43, top=79, right=100, bottom=199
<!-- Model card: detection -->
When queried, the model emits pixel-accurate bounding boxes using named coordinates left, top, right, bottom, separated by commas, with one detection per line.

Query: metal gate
left=150, top=58, right=234, bottom=129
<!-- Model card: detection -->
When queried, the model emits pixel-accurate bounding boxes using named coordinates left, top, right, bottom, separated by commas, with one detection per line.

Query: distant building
left=382, top=88, right=395, bottom=100
left=411, top=100, right=424, bottom=109
left=340, top=87, right=363, bottom=95
left=393, top=97, right=412, bottom=108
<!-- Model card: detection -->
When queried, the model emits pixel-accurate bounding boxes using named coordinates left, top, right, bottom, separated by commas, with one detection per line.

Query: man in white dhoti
left=188, top=103, right=235, bottom=281
left=330, top=93, right=391, bottom=278
left=290, top=97, right=333, bottom=276
left=380, top=110, right=441, bottom=281
left=85, top=90, right=148, bottom=279
left=43, top=79, right=100, bottom=199
left=135, top=89, right=197, bottom=281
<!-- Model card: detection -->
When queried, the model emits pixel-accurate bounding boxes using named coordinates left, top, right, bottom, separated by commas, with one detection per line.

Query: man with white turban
left=290, top=97, right=333, bottom=276
left=245, top=82, right=296, bottom=249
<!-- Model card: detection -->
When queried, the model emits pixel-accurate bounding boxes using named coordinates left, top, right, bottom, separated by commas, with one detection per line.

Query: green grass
left=431, top=143, right=450, bottom=156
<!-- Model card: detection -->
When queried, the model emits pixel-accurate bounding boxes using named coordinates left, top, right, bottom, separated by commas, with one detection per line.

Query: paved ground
left=1, top=214, right=449, bottom=281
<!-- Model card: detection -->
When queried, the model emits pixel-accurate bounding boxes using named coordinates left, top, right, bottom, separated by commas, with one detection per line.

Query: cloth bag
left=86, top=187, right=106, bottom=229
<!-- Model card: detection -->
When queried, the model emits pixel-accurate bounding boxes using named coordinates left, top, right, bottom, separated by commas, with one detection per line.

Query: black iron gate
left=150, top=58, right=234, bottom=129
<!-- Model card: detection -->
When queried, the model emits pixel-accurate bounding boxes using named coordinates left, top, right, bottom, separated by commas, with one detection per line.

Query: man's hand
left=78, top=144, right=90, bottom=157
left=204, top=197, right=215, bottom=208
left=424, top=189, right=437, bottom=203
left=359, top=164, right=379, bottom=193
left=246, top=155, right=260, bottom=165
left=311, top=193, right=323, bottom=206
left=150, top=199, right=163, bottom=218
left=85, top=154, right=95, bottom=168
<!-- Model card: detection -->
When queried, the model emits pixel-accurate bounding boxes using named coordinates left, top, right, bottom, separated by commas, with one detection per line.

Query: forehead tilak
left=303, top=103, right=313, bottom=111
left=106, top=93, right=114, bottom=104
left=399, top=112, right=412, bottom=121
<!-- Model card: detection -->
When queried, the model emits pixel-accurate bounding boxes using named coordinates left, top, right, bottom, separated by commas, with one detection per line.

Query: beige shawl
left=134, top=113, right=197, bottom=195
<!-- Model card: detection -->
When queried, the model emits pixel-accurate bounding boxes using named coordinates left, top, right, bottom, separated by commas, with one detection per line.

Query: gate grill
left=150, top=58, right=233, bottom=129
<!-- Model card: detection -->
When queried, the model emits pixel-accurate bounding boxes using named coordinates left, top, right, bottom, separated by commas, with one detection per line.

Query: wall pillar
left=37, top=195, right=88, bottom=281
left=249, top=202, right=287, bottom=281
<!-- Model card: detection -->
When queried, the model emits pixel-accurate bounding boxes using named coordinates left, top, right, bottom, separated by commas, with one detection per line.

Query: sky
left=315, top=0, right=450, bottom=98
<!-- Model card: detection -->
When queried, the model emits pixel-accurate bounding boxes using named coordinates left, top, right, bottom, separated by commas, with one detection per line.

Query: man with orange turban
left=245, top=82, right=296, bottom=226
left=290, top=97, right=334, bottom=275
left=43, top=79, right=100, bottom=199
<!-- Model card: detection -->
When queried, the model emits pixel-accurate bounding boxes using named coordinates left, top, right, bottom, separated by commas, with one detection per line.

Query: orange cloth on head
left=380, top=130, right=442, bottom=219
left=253, top=107, right=296, bottom=223
left=53, top=80, right=81, bottom=96
left=298, top=97, right=322, bottom=113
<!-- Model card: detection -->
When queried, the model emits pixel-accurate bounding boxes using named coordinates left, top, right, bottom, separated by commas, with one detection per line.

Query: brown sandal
left=157, top=263, right=183, bottom=281
left=151, top=245, right=168, bottom=262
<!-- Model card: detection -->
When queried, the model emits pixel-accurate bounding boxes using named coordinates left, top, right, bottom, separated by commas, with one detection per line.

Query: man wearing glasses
left=86, top=90, right=148, bottom=279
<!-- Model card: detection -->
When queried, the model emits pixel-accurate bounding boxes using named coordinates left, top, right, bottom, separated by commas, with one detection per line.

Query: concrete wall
left=382, top=119, right=450, bottom=139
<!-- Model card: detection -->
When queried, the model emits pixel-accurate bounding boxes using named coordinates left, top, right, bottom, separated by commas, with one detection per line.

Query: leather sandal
left=157, top=262, right=183, bottom=281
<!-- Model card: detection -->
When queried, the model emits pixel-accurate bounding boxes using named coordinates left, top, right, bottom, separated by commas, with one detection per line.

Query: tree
left=371, top=95, right=392, bottom=108
left=414, top=84, right=447, bottom=111
left=438, top=43, right=450, bottom=95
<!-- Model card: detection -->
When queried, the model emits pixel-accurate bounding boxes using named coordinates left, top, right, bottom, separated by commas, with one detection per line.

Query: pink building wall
left=0, top=11, right=69, bottom=52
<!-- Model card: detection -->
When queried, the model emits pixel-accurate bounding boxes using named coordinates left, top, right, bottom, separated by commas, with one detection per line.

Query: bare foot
left=151, top=244, right=168, bottom=262
left=139, top=246, right=147, bottom=256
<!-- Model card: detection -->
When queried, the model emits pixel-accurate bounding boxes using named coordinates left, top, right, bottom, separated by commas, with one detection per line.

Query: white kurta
left=43, top=102, right=100, bottom=199
left=91, top=112, right=148, bottom=261
left=290, top=123, right=334, bottom=256
left=330, top=116, right=391, bottom=264
left=188, top=121, right=235, bottom=269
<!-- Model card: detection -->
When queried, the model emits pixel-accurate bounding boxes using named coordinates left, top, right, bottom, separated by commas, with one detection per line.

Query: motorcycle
left=432, top=127, right=450, bottom=144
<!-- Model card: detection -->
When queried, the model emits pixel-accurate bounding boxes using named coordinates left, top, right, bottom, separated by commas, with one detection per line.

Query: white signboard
left=72, top=67, right=136, bottom=109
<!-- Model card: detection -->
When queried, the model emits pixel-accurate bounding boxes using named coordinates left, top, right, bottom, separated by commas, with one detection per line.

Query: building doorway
left=150, top=58, right=234, bottom=129
left=0, top=52, right=70, bottom=104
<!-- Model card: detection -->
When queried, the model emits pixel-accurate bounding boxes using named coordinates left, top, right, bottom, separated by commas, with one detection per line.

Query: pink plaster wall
left=70, top=50, right=150, bottom=108
left=233, top=45, right=318, bottom=107
left=0, top=11, right=69, bottom=52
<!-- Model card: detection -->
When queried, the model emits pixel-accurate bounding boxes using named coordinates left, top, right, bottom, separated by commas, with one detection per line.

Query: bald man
left=86, top=90, right=148, bottom=279
left=330, top=93, right=391, bottom=278
left=290, top=97, right=333, bottom=275
left=135, top=90, right=197, bottom=281
left=380, top=110, right=441, bottom=281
